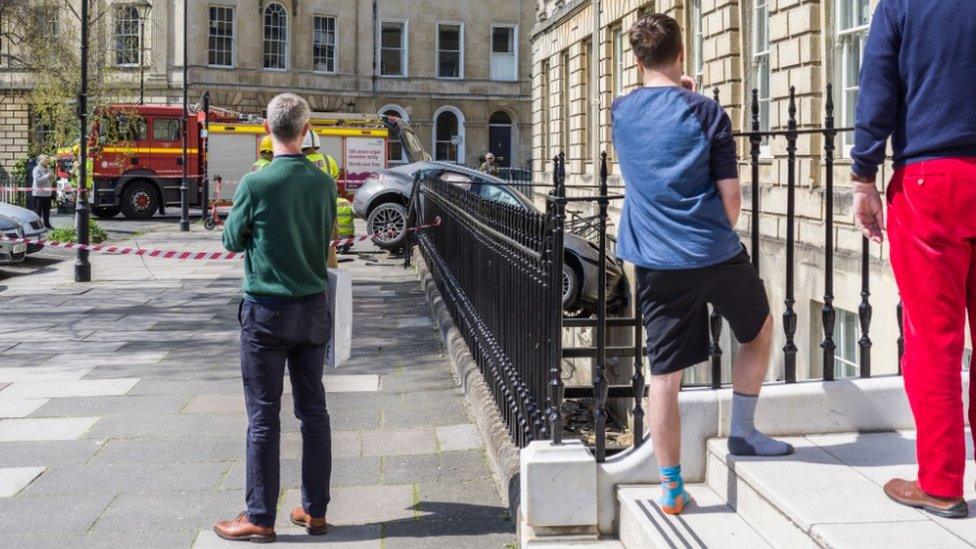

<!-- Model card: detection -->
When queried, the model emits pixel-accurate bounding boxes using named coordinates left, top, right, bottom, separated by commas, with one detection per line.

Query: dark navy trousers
left=239, top=292, right=332, bottom=527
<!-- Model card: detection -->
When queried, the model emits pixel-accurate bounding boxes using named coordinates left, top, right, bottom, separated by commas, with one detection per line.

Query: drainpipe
left=371, top=0, right=378, bottom=111
left=591, top=0, right=601, bottom=183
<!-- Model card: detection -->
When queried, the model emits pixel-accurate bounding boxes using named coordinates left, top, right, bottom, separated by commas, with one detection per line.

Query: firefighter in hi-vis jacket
left=302, top=130, right=345, bottom=265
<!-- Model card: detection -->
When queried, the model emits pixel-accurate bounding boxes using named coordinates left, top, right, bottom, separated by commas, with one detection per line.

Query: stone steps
left=617, top=432, right=976, bottom=548
left=618, top=484, right=771, bottom=548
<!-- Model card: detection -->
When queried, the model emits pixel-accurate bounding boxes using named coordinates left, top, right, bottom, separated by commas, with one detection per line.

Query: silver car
left=0, top=202, right=48, bottom=254
left=0, top=215, right=27, bottom=265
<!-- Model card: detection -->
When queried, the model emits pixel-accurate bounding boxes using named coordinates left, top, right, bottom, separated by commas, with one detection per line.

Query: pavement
left=0, top=219, right=515, bottom=548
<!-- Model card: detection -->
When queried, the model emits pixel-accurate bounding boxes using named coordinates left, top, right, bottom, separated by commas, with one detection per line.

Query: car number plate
left=13, top=243, right=26, bottom=254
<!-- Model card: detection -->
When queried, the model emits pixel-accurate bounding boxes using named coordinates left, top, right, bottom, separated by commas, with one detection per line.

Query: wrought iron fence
left=412, top=171, right=564, bottom=447
left=413, top=84, right=904, bottom=463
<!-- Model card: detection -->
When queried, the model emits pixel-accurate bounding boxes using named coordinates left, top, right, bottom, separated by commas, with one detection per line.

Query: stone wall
left=0, top=92, right=30, bottom=185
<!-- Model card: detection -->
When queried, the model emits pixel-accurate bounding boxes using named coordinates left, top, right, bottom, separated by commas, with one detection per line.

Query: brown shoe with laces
left=290, top=506, right=328, bottom=535
left=213, top=512, right=276, bottom=543
left=884, top=478, right=968, bottom=519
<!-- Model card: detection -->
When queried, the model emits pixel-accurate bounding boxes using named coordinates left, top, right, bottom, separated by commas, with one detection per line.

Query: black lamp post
left=179, top=0, right=189, bottom=231
left=75, top=0, right=91, bottom=282
left=134, top=0, right=152, bottom=105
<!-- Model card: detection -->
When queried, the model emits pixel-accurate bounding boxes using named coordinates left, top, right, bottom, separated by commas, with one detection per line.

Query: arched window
left=433, top=107, right=465, bottom=164
left=380, top=105, right=408, bottom=163
left=488, top=111, right=514, bottom=167
left=263, top=3, right=288, bottom=70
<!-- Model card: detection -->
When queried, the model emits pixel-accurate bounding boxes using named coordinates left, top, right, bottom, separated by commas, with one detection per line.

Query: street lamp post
left=75, top=0, right=91, bottom=282
left=179, top=0, right=190, bottom=231
left=135, top=0, right=152, bottom=105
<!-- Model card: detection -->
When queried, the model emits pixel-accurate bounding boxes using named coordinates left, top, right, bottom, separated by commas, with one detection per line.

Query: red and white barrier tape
left=0, top=217, right=440, bottom=261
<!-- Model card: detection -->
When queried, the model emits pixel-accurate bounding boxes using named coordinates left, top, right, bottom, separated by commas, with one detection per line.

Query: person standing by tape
left=215, top=93, right=338, bottom=542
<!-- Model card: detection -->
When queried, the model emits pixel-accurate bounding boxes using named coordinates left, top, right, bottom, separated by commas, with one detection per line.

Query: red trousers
left=887, top=157, right=976, bottom=499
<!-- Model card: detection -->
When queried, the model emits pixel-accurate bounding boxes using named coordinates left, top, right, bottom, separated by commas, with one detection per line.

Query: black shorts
left=636, top=249, right=770, bottom=376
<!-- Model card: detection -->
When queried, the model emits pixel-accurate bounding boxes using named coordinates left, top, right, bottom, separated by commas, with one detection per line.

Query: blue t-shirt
left=612, top=86, right=742, bottom=270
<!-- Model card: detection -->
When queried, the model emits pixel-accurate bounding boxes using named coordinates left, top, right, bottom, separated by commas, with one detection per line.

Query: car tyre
left=562, top=263, right=582, bottom=310
left=367, top=202, right=408, bottom=251
left=120, top=181, right=159, bottom=220
left=92, top=206, right=120, bottom=219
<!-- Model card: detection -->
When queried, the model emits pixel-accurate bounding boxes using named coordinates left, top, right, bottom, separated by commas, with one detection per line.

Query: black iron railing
left=413, top=84, right=904, bottom=461
left=413, top=171, right=563, bottom=447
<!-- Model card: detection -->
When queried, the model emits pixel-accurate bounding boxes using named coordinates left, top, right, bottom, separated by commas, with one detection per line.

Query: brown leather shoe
left=213, top=512, right=276, bottom=543
left=290, top=506, right=328, bottom=535
left=884, top=478, right=969, bottom=518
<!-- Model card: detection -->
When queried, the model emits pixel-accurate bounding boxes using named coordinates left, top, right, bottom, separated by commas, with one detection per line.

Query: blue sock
left=658, top=465, right=690, bottom=514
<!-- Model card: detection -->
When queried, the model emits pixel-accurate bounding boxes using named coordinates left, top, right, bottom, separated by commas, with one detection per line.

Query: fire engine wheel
left=121, top=181, right=160, bottom=220
left=92, top=206, right=121, bottom=220
left=367, top=202, right=408, bottom=251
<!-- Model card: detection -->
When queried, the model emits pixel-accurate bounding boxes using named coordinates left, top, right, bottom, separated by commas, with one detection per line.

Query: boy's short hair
left=629, top=13, right=683, bottom=69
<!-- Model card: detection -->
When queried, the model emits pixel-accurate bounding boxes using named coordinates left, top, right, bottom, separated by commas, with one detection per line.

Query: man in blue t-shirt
left=612, top=13, right=790, bottom=515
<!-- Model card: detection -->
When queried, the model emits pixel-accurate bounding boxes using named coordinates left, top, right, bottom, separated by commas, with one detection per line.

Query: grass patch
left=48, top=219, right=108, bottom=244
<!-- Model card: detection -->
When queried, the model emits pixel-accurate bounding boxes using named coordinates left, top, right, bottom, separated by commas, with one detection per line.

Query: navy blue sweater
left=852, top=0, right=976, bottom=178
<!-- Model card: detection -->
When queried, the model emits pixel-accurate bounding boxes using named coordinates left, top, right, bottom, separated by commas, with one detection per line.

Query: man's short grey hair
left=266, top=93, right=310, bottom=141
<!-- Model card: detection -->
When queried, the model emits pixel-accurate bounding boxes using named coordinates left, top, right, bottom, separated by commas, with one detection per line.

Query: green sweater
left=222, top=155, right=337, bottom=299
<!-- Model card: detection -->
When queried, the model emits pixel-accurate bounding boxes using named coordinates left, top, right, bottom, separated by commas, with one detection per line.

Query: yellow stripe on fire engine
left=101, top=147, right=200, bottom=154
left=208, top=124, right=388, bottom=138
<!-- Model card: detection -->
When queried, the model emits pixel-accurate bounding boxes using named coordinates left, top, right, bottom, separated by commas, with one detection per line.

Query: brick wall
left=0, top=92, right=30, bottom=185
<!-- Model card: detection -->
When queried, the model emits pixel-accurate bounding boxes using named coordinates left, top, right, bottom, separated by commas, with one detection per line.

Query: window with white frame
left=380, top=21, right=407, bottom=77
left=437, top=23, right=462, bottom=79
left=753, top=0, right=771, bottom=149
left=540, top=60, right=551, bottom=167
left=612, top=25, right=624, bottom=97
left=263, top=3, right=288, bottom=70
left=832, top=308, right=860, bottom=378
left=313, top=15, right=337, bottom=73
left=208, top=6, right=234, bottom=67
left=37, top=6, right=58, bottom=40
left=836, top=0, right=870, bottom=150
left=491, top=25, right=517, bottom=81
left=559, top=50, right=570, bottom=157
left=114, top=5, right=141, bottom=66
left=689, top=0, right=704, bottom=90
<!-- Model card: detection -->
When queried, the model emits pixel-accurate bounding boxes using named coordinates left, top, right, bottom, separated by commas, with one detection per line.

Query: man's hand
left=852, top=178, right=885, bottom=244
left=680, top=75, right=697, bottom=92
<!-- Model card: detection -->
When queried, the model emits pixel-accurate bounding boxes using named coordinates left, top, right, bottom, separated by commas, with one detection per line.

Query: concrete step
left=618, top=483, right=772, bottom=548
left=705, top=432, right=976, bottom=548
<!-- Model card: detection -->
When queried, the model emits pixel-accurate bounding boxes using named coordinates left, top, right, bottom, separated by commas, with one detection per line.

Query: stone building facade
left=532, top=0, right=922, bottom=383
left=0, top=0, right=535, bottom=181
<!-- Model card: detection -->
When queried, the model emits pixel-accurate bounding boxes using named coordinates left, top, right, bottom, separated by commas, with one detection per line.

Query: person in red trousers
left=852, top=0, right=976, bottom=519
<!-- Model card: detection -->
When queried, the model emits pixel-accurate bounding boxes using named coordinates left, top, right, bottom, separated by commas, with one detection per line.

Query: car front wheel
left=367, top=202, right=408, bottom=251
left=562, top=263, right=581, bottom=309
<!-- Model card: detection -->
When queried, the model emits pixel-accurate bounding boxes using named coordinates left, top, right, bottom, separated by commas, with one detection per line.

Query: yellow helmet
left=259, top=135, right=273, bottom=154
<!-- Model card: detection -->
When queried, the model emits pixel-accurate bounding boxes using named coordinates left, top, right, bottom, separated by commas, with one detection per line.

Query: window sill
left=206, top=64, right=236, bottom=70
left=379, top=74, right=408, bottom=79
left=436, top=76, right=464, bottom=81
left=262, top=68, right=290, bottom=72
left=313, top=70, right=338, bottom=75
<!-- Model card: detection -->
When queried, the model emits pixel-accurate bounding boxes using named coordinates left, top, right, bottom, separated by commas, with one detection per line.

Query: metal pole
left=201, top=91, right=210, bottom=223
left=179, top=0, right=190, bottom=231
left=783, top=86, right=798, bottom=383
left=75, top=0, right=91, bottom=282
left=821, top=85, right=837, bottom=380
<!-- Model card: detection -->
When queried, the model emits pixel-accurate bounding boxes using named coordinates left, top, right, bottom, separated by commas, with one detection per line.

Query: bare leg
left=732, top=315, right=773, bottom=395
left=648, top=370, right=684, bottom=467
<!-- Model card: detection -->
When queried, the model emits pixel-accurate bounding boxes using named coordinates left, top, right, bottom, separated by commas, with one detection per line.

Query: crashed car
left=353, top=117, right=626, bottom=316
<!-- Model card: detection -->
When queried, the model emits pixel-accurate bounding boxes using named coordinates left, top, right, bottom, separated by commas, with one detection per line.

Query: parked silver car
left=0, top=215, right=27, bottom=265
left=353, top=120, right=626, bottom=315
left=0, top=202, right=47, bottom=254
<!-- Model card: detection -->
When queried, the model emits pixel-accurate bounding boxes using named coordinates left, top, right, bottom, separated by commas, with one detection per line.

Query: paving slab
left=0, top=440, right=104, bottom=467
left=0, top=466, right=46, bottom=497
left=30, top=393, right=191, bottom=418
left=0, top=364, right=94, bottom=382
left=0, top=377, right=140, bottom=399
left=0, top=397, right=49, bottom=418
left=360, top=428, right=438, bottom=457
left=21, top=461, right=230, bottom=496
left=193, top=525, right=382, bottom=548
left=0, top=493, right=117, bottom=536
left=0, top=416, right=100, bottom=441
left=435, top=424, right=483, bottom=453
left=281, top=484, right=417, bottom=526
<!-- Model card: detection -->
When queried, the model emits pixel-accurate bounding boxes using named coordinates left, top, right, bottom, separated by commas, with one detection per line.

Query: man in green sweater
left=214, top=93, right=337, bottom=543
